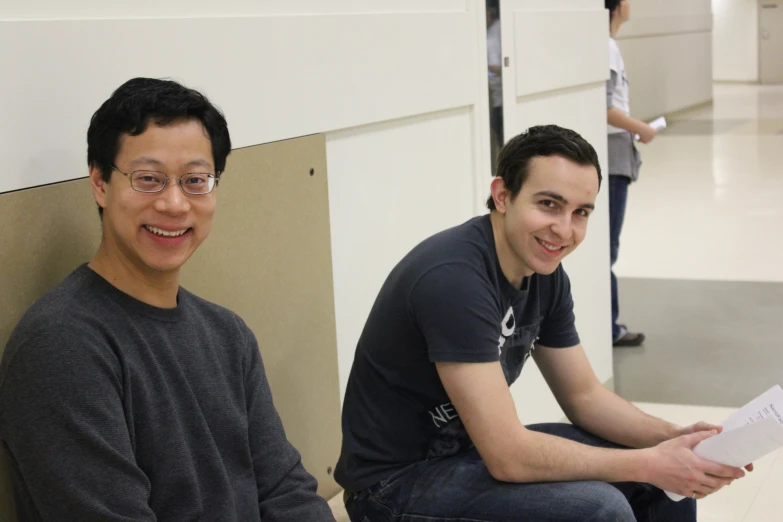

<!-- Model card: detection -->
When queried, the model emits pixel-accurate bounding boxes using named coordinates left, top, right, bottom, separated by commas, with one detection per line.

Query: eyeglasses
left=112, top=166, right=219, bottom=195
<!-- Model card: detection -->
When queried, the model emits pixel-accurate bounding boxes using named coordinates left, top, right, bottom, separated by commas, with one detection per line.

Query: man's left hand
left=672, top=422, right=754, bottom=472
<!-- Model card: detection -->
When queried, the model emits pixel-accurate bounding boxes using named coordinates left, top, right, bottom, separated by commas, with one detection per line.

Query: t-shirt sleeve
left=609, top=40, right=622, bottom=74
left=606, top=70, right=618, bottom=109
left=487, top=27, right=502, bottom=68
left=536, top=266, right=580, bottom=348
left=409, top=263, right=501, bottom=363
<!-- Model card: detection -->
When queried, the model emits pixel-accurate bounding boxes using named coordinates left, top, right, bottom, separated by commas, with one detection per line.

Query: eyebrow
left=534, top=190, right=595, bottom=211
left=129, top=157, right=214, bottom=171
left=129, top=157, right=164, bottom=168
left=184, top=159, right=214, bottom=170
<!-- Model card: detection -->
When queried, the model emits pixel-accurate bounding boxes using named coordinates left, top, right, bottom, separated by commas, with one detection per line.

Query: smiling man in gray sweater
left=0, top=78, right=334, bottom=522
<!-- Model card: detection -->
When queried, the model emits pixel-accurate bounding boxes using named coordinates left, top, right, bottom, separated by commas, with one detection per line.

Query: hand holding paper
left=665, top=385, right=783, bottom=502
left=646, top=428, right=744, bottom=501
left=635, top=116, right=667, bottom=142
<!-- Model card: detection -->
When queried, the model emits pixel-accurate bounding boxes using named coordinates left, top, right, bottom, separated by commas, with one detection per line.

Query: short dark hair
left=486, top=0, right=499, bottom=17
left=486, top=125, right=602, bottom=211
left=87, top=77, right=231, bottom=215
left=605, top=0, right=622, bottom=21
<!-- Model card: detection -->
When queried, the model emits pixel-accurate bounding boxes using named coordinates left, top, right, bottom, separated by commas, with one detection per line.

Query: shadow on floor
left=614, top=278, right=783, bottom=408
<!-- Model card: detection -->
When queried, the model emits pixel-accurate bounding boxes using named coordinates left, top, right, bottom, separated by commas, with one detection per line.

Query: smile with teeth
left=536, top=238, right=566, bottom=252
left=144, top=225, right=190, bottom=237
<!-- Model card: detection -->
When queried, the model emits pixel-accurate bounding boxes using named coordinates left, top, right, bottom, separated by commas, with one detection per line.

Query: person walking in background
left=605, top=0, right=657, bottom=347
left=487, top=0, right=503, bottom=174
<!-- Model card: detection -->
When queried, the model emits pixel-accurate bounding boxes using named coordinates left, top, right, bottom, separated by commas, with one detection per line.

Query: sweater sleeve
left=242, top=327, right=335, bottom=522
left=0, top=323, right=157, bottom=521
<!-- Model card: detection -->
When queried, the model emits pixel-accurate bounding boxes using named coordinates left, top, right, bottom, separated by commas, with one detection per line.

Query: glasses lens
left=131, top=171, right=167, bottom=192
left=181, top=173, right=215, bottom=194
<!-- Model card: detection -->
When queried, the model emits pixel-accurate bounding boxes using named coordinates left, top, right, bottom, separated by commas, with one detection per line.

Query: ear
left=90, top=164, right=109, bottom=212
left=490, top=176, right=510, bottom=213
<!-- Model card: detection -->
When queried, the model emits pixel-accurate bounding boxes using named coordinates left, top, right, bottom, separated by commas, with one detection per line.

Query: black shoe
left=613, top=330, right=645, bottom=347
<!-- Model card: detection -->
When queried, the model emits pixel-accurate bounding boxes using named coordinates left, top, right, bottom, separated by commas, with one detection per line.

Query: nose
left=153, top=179, right=191, bottom=215
left=550, top=213, right=573, bottom=242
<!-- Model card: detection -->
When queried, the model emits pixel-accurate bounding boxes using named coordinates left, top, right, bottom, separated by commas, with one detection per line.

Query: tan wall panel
left=0, top=134, right=341, bottom=520
left=0, top=178, right=101, bottom=522
left=0, top=179, right=102, bottom=352
left=181, top=134, right=342, bottom=498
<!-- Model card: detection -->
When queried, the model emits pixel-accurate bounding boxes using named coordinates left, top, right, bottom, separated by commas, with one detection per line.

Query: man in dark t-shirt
left=336, top=126, right=748, bottom=522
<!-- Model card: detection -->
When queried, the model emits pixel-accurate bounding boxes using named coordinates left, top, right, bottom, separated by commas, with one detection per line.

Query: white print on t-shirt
left=429, top=402, right=459, bottom=428
left=429, top=308, right=539, bottom=429
left=497, top=306, right=515, bottom=355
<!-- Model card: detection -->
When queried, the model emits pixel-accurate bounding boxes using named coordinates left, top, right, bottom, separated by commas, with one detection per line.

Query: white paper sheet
left=634, top=116, right=667, bottom=141
left=666, top=385, right=783, bottom=502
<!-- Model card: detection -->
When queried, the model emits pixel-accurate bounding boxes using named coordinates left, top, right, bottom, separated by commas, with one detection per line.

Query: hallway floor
left=614, top=83, right=783, bottom=522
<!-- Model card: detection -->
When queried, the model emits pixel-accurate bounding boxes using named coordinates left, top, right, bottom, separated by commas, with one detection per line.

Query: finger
left=690, top=489, right=707, bottom=500
left=697, top=474, right=729, bottom=491
left=703, top=475, right=735, bottom=489
left=692, top=483, right=721, bottom=499
left=693, top=422, right=722, bottom=433
left=700, top=460, right=745, bottom=479
left=692, top=421, right=722, bottom=434
left=745, top=463, right=755, bottom=472
left=683, top=429, right=719, bottom=448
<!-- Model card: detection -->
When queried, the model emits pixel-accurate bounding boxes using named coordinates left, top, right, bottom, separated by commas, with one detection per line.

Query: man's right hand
left=637, top=123, right=657, bottom=144
left=642, top=430, right=746, bottom=499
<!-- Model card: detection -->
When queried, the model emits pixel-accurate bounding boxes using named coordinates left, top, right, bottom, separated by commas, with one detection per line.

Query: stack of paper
left=666, top=385, right=783, bottom=502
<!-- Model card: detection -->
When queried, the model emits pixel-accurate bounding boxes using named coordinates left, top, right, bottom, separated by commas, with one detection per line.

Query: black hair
left=486, top=125, right=602, bottom=211
left=87, top=77, right=231, bottom=216
left=605, top=0, right=622, bottom=21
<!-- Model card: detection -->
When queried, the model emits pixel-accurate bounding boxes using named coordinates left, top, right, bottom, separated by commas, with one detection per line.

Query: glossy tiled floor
left=613, top=84, right=783, bottom=521
left=328, top=493, right=349, bottom=522
left=613, top=84, right=783, bottom=282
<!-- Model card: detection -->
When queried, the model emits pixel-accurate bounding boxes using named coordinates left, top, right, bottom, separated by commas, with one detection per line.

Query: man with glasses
left=0, top=78, right=334, bottom=522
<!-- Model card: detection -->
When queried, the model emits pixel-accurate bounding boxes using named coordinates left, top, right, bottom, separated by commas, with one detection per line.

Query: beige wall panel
left=182, top=134, right=342, bottom=498
left=0, top=178, right=101, bottom=522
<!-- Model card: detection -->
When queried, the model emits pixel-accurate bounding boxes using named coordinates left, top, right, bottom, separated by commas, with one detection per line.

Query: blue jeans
left=610, top=175, right=631, bottom=341
left=344, top=423, right=696, bottom=522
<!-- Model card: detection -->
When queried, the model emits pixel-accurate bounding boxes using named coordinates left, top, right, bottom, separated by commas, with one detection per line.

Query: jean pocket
left=364, top=461, right=425, bottom=518
left=375, top=461, right=422, bottom=497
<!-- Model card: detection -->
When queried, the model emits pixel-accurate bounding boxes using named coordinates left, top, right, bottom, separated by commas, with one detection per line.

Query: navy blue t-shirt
left=334, top=215, right=580, bottom=493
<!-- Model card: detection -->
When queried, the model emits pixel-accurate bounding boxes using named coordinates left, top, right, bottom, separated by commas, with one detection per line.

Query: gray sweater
left=0, top=265, right=335, bottom=522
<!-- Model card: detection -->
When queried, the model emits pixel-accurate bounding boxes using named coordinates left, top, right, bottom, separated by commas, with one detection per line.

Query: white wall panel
left=1, top=0, right=464, bottom=19
left=619, top=32, right=713, bottom=120
left=0, top=11, right=477, bottom=193
left=511, top=85, right=612, bottom=424
left=501, top=0, right=612, bottom=425
left=712, top=0, right=759, bottom=82
left=616, top=0, right=713, bottom=120
left=622, top=13, right=712, bottom=37
left=513, top=9, right=609, bottom=96
left=326, top=109, right=477, bottom=400
left=628, top=0, right=712, bottom=18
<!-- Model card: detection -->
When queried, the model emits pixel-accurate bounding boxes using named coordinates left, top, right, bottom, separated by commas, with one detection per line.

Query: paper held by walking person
left=666, top=385, right=783, bottom=502
left=634, top=116, right=667, bottom=141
